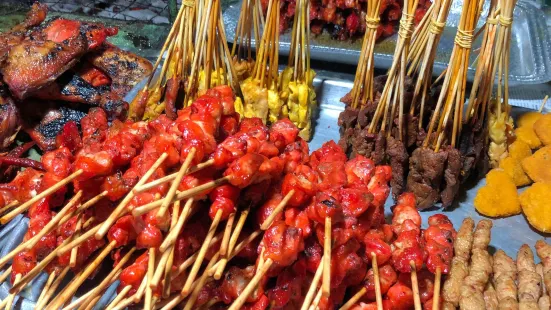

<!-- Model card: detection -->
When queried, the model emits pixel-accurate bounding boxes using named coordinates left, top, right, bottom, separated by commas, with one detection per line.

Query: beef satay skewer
left=301, top=257, right=324, bottom=310
left=0, top=169, right=83, bottom=224
left=95, top=152, right=169, bottom=239
left=157, top=148, right=196, bottom=220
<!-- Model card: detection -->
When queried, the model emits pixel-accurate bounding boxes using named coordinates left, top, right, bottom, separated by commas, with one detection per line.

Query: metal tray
left=2, top=70, right=550, bottom=309
left=223, top=0, right=551, bottom=85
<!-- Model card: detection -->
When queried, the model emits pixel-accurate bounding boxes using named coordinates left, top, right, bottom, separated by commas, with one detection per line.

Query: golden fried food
left=520, top=182, right=551, bottom=233
left=474, top=169, right=521, bottom=217
left=489, top=111, right=513, bottom=167
left=508, top=140, right=532, bottom=161
left=241, top=77, right=269, bottom=123
left=515, top=126, right=542, bottom=149
left=518, top=111, right=543, bottom=128
left=521, top=146, right=551, bottom=183
left=499, top=157, right=532, bottom=187
left=534, top=114, right=551, bottom=146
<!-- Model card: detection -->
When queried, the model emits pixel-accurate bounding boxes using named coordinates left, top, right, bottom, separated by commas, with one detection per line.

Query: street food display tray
left=223, top=0, right=551, bottom=84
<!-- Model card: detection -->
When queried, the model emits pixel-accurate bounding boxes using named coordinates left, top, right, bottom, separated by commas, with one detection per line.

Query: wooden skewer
left=132, top=273, right=149, bottom=303
left=152, top=201, right=182, bottom=290
left=58, top=191, right=107, bottom=226
left=432, top=267, right=442, bottom=310
left=183, top=253, right=221, bottom=310
left=157, top=148, right=196, bottom=220
left=133, top=159, right=215, bottom=194
left=111, top=292, right=140, bottom=310
left=36, top=270, right=56, bottom=309
left=301, top=256, right=324, bottom=310
left=220, top=212, right=235, bottom=256
left=410, top=260, right=422, bottom=310
left=260, top=189, right=294, bottom=230
left=159, top=198, right=195, bottom=252
left=4, top=274, right=20, bottom=310
left=181, top=209, right=223, bottom=297
left=372, top=253, right=384, bottom=310
left=96, top=153, right=168, bottom=239
left=67, top=270, right=122, bottom=310
left=132, top=175, right=231, bottom=216
left=539, top=95, right=549, bottom=113
left=339, top=288, right=367, bottom=310
left=309, top=286, right=324, bottom=310
left=69, top=215, right=83, bottom=267
left=0, top=170, right=83, bottom=224
left=45, top=240, right=118, bottom=310
left=171, top=231, right=225, bottom=281
left=105, top=285, right=132, bottom=310
left=0, top=200, right=18, bottom=216
left=228, top=258, right=273, bottom=310
left=0, top=266, right=12, bottom=284
left=144, top=248, right=156, bottom=310
left=323, top=216, right=332, bottom=297
left=57, top=224, right=101, bottom=255
left=35, top=266, right=70, bottom=309
left=213, top=208, right=250, bottom=279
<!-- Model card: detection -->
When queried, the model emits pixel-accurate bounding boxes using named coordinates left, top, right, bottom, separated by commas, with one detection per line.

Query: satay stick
left=57, top=224, right=101, bottom=255
left=213, top=208, right=250, bottom=279
left=37, top=271, right=56, bottom=307
left=0, top=266, right=12, bottom=284
left=105, top=285, right=132, bottom=310
left=171, top=231, right=225, bottom=280
left=134, top=159, right=215, bottom=194
left=301, top=257, right=324, bottom=310
left=183, top=253, right=221, bottom=310
left=220, top=212, right=235, bottom=256
left=157, top=148, right=196, bottom=220
left=323, top=216, right=332, bottom=297
left=339, top=253, right=383, bottom=310
left=4, top=274, right=20, bottom=310
left=45, top=240, right=118, bottom=310
left=69, top=215, right=84, bottom=267
left=111, top=292, right=140, bottom=310
left=432, top=267, right=442, bottom=310
left=35, top=266, right=71, bottom=309
left=0, top=200, right=18, bottom=216
left=133, top=266, right=150, bottom=303
left=152, top=201, right=181, bottom=290
left=410, top=260, right=422, bottom=310
left=24, top=190, right=82, bottom=250
left=59, top=191, right=108, bottom=224
left=181, top=209, right=223, bottom=297
left=161, top=200, right=182, bottom=297
left=260, top=189, right=294, bottom=230
left=228, top=258, right=273, bottom=310
left=96, top=153, right=168, bottom=239
left=159, top=198, right=195, bottom=252
left=72, top=247, right=136, bottom=310
left=133, top=176, right=231, bottom=215
left=145, top=248, right=156, bottom=310
left=539, top=95, right=549, bottom=113
left=0, top=169, right=83, bottom=224
left=73, top=270, right=122, bottom=310
left=309, top=286, right=323, bottom=310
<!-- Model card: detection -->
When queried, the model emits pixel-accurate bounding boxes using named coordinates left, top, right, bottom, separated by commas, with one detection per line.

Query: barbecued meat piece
left=2, top=17, right=117, bottom=99
left=0, top=95, right=20, bottom=151
left=406, top=147, right=448, bottom=209
left=36, top=71, right=128, bottom=119
left=459, top=118, right=488, bottom=182
left=441, top=146, right=462, bottom=208
left=18, top=101, right=86, bottom=151
left=0, top=3, right=48, bottom=65
left=386, top=136, right=408, bottom=199
left=86, top=43, right=153, bottom=98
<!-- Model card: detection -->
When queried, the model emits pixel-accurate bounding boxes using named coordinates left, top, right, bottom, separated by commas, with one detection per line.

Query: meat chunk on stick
left=459, top=220, right=493, bottom=310
left=517, top=244, right=541, bottom=310
left=484, top=282, right=499, bottom=310
left=442, top=217, right=474, bottom=307
left=536, top=263, right=550, bottom=310
left=536, top=240, right=551, bottom=300
left=493, top=250, right=518, bottom=309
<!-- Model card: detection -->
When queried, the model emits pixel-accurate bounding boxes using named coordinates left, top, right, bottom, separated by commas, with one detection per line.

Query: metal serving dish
left=1, top=68, right=550, bottom=308
left=223, top=0, right=551, bottom=85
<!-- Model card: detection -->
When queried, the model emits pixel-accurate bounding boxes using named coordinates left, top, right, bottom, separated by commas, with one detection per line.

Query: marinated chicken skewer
left=493, top=250, right=518, bottom=308
left=517, top=244, right=541, bottom=310
left=536, top=240, right=551, bottom=306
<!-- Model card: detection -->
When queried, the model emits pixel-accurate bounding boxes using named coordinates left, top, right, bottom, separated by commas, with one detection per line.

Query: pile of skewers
left=339, top=0, right=519, bottom=210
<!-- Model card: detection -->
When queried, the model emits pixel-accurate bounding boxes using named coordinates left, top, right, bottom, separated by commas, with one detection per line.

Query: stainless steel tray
left=2, top=70, right=550, bottom=309
left=223, top=0, right=551, bottom=85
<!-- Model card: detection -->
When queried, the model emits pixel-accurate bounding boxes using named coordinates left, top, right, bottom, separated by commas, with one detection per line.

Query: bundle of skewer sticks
left=230, top=0, right=264, bottom=82
left=348, top=0, right=382, bottom=109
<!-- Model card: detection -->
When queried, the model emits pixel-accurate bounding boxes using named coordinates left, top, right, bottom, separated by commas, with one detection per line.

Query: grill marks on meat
left=406, top=147, right=448, bottom=210
left=441, top=147, right=462, bottom=208
left=86, top=44, right=153, bottom=98
left=0, top=96, right=20, bottom=151
left=18, top=101, right=86, bottom=151
left=386, top=136, right=408, bottom=199
left=36, top=71, right=128, bottom=119
left=459, top=118, right=489, bottom=182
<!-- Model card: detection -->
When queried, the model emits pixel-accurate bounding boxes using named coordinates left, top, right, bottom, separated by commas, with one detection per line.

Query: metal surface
left=223, top=0, right=551, bottom=85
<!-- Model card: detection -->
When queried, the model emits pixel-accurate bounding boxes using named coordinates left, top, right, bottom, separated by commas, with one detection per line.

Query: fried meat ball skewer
left=517, top=244, right=541, bottom=310
left=536, top=263, right=551, bottom=310
left=442, top=218, right=475, bottom=308
left=493, top=250, right=518, bottom=309
left=459, top=220, right=493, bottom=310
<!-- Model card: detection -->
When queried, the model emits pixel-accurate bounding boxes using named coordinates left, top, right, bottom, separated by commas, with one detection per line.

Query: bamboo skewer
left=145, top=248, right=156, bottom=310
left=228, top=258, right=274, bottom=310
left=213, top=208, right=250, bottom=279
left=35, top=266, right=70, bottom=309
left=4, top=274, right=20, bottom=310
left=323, top=216, right=332, bottom=297
left=0, top=200, right=18, bottom=216
left=159, top=198, right=195, bottom=252
left=260, top=190, right=294, bottom=230
left=411, top=261, right=422, bottom=310
left=151, top=200, right=181, bottom=289
left=309, top=286, right=324, bottom=310
left=36, top=270, right=56, bottom=307
left=134, top=160, right=214, bottom=194
left=0, top=266, right=12, bottom=284
left=432, top=267, right=442, bottom=310
left=301, top=257, right=324, bottom=310
left=339, top=253, right=383, bottom=310
left=538, top=95, right=549, bottom=113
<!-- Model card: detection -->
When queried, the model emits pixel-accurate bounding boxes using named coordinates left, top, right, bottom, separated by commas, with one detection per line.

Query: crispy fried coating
left=518, top=112, right=543, bottom=128
left=515, top=126, right=542, bottom=149
left=509, top=140, right=533, bottom=161
left=520, top=183, right=551, bottom=233
left=533, top=114, right=551, bottom=146
left=455, top=218, right=476, bottom=260
left=474, top=169, right=521, bottom=217
left=517, top=245, right=541, bottom=310
left=484, top=282, right=499, bottom=310
left=493, top=250, right=519, bottom=310
left=535, top=240, right=551, bottom=297
left=521, top=146, right=551, bottom=184
left=499, top=157, right=532, bottom=187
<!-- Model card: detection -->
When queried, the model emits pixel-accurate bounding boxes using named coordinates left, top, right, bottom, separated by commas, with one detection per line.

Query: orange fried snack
left=517, top=111, right=543, bottom=128
left=534, top=114, right=551, bottom=146
left=520, top=182, right=551, bottom=233
left=474, top=169, right=521, bottom=218
left=521, top=146, right=551, bottom=183
left=515, top=126, right=542, bottom=149
left=499, top=157, right=532, bottom=187
left=508, top=140, right=532, bottom=161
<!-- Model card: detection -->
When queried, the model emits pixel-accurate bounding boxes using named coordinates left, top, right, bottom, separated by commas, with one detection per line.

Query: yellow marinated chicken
left=240, top=77, right=269, bottom=123
left=143, top=87, right=165, bottom=121
left=232, top=58, right=255, bottom=82
left=488, top=104, right=515, bottom=167
left=279, top=67, right=317, bottom=140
